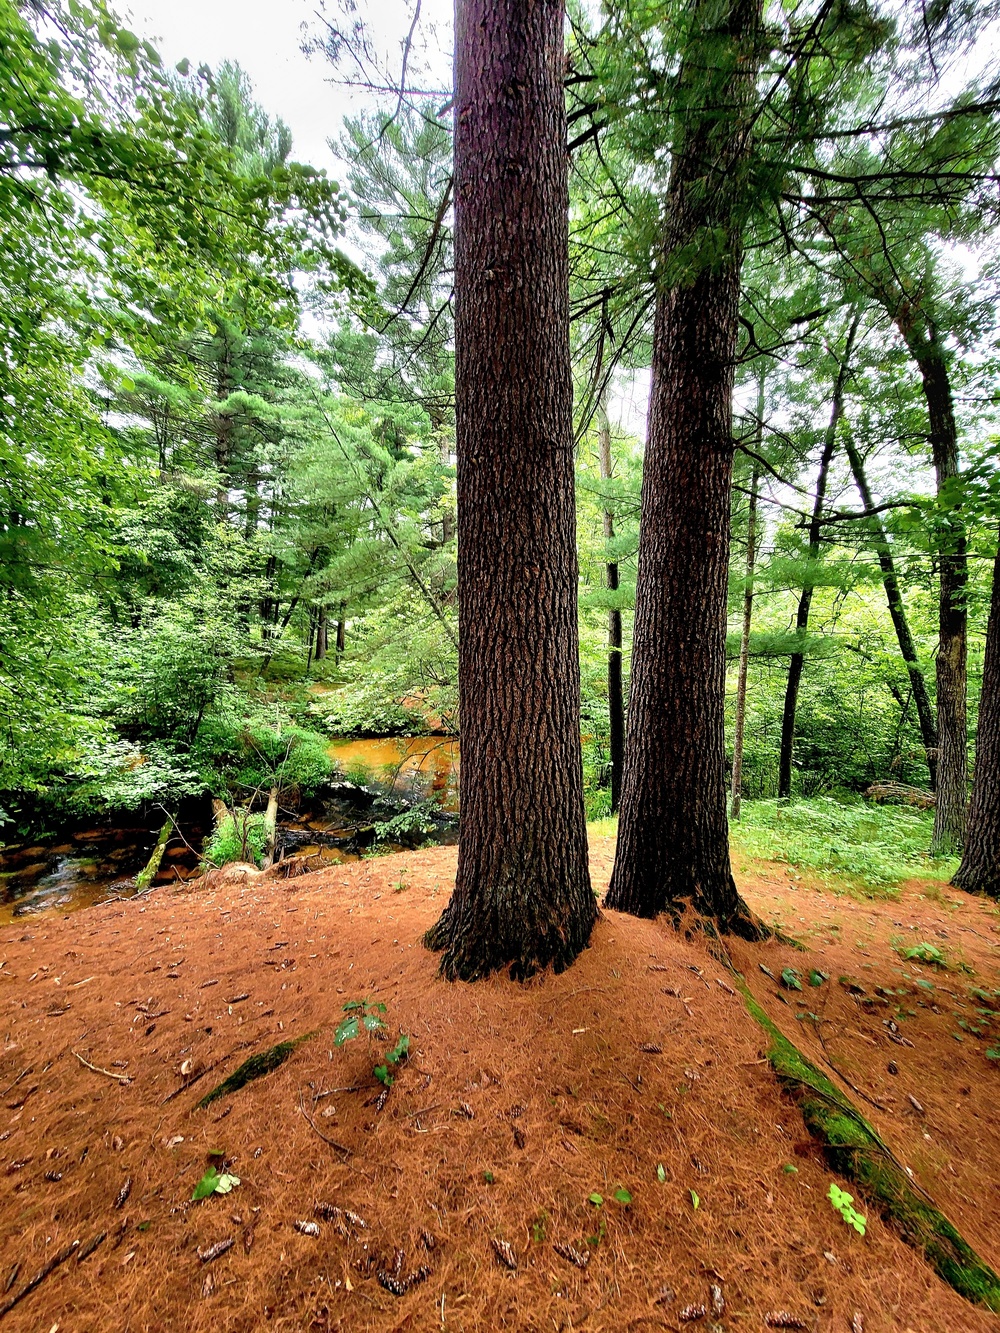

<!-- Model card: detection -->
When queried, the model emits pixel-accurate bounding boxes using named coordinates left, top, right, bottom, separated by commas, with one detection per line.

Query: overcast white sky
left=125, top=0, right=453, bottom=179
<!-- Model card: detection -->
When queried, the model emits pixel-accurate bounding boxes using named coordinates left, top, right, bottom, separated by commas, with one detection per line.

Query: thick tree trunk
left=336, top=601, right=347, bottom=657
left=777, top=320, right=858, bottom=798
left=953, top=534, right=1000, bottom=896
left=426, top=0, right=595, bottom=979
left=844, top=432, right=938, bottom=790
left=597, top=411, right=624, bottom=814
left=731, top=462, right=760, bottom=821
left=904, top=326, right=967, bottom=853
left=606, top=0, right=766, bottom=935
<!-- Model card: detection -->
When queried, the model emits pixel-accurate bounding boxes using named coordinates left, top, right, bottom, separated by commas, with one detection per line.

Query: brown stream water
left=0, top=736, right=460, bottom=927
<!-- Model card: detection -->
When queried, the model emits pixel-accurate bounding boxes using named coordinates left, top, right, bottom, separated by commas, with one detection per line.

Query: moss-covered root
left=737, top=979, right=1000, bottom=1312
left=197, top=1031, right=317, bottom=1109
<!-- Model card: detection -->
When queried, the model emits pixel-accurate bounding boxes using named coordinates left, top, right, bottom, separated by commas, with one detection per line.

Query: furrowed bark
left=606, top=0, right=766, bottom=935
left=952, top=533, right=1000, bottom=896
left=426, top=0, right=595, bottom=979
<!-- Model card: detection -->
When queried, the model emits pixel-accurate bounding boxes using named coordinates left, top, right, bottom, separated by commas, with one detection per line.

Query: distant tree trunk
left=315, top=606, right=328, bottom=661
left=731, top=458, right=761, bottom=821
left=953, top=533, right=1000, bottom=896
left=425, top=0, right=595, bottom=979
left=898, top=320, right=967, bottom=853
left=136, top=818, right=173, bottom=892
left=336, top=601, right=347, bottom=657
left=844, top=432, right=938, bottom=790
left=777, top=319, right=858, bottom=798
left=606, top=0, right=766, bottom=935
left=214, top=331, right=233, bottom=519
left=597, top=410, right=624, bottom=814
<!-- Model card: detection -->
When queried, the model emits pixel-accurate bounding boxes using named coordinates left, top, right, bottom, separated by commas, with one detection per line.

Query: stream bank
left=0, top=735, right=459, bottom=924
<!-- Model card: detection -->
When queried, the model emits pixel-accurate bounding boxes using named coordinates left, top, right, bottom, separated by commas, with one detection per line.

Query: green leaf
left=808, top=970, right=828, bottom=987
left=613, top=1188, right=632, bottom=1205
left=334, top=1015, right=359, bottom=1045
left=690, top=1190, right=700, bottom=1209
left=781, top=968, right=803, bottom=992
left=656, top=1163, right=666, bottom=1183
left=191, top=1168, right=221, bottom=1201
left=588, top=1192, right=603, bottom=1206
left=215, top=1173, right=240, bottom=1194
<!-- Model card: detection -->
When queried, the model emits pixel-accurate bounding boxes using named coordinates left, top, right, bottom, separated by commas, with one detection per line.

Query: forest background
left=5, top=0, right=1000, bottom=889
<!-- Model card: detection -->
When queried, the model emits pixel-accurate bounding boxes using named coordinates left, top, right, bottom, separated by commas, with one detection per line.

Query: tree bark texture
left=731, top=462, right=760, bottom=821
left=902, top=325, right=967, bottom=853
left=598, top=412, right=624, bottom=814
left=844, top=432, right=938, bottom=790
left=315, top=605, right=328, bottom=661
left=952, top=534, right=1000, bottom=896
left=777, top=319, right=857, bottom=798
left=426, top=0, right=595, bottom=980
left=606, top=0, right=765, bottom=934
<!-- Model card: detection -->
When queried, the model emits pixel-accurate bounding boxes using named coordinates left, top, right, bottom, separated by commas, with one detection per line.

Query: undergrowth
left=588, top=797, right=959, bottom=896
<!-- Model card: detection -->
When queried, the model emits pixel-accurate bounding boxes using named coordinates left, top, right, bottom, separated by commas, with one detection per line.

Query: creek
left=0, top=736, right=460, bottom=926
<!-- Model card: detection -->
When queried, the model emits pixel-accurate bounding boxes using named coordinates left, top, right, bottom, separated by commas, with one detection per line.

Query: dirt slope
left=1, top=836, right=999, bottom=1332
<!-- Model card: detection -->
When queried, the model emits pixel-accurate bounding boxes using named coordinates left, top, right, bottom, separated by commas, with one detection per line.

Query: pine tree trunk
left=731, top=461, right=760, bottom=821
left=844, top=432, right=938, bottom=790
left=777, top=320, right=857, bottom=798
left=953, top=534, right=1000, bottom=896
left=905, top=327, right=967, bottom=853
left=336, top=602, right=347, bottom=657
left=426, top=0, right=595, bottom=979
left=598, top=411, right=624, bottom=814
left=606, top=0, right=766, bottom=935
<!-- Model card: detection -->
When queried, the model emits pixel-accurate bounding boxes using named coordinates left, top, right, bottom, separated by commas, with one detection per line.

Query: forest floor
left=2, top=834, right=1000, bottom=1332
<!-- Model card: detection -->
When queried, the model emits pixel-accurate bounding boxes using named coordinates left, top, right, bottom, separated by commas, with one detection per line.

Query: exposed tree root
left=732, top=973, right=1000, bottom=1311
left=196, top=1031, right=317, bottom=1109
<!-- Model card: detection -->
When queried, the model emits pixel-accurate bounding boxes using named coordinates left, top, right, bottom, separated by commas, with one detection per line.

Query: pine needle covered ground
left=2, top=834, right=999, bottom=1331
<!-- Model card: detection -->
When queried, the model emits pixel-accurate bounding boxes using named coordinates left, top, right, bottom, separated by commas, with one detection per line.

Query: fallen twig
left=298, top=1090, right=351, bottom=1157
left=0, top=1241, right=79, bottom=1319
left=73, top=1051, right=132, bottom=1084
left=0, top=1069, right=31, bottom=1099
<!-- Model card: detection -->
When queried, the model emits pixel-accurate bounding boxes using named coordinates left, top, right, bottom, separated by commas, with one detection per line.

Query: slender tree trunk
left=606, top=0, right=766, bottom=935
left=315, top=606, right=328, bottom=661
left=844, top=432, right=938, bottom=790
left=953, top=533, right=1000, bottom=895
left=731, top=460, right=760, bottom=821
left=597, top=410, right=624, bottom=814
left=214, top=332, right=233, bottom=519
left=261, top=787, right=279, bottom=870
left=136, top=818, right=173, bottom=892
left=426, top=0, right=595, bottom=979
left=902, top=324, right=967, bottom=853
left=777, top=319, right=858, bottom=798
left=336, top=601, right=347, bottom=657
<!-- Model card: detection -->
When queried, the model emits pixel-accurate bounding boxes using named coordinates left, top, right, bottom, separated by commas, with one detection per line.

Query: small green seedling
left=335, top=998, right=387, bottom=1045
left=656, top=1163, right=666, bottom=1183
left=336, top=999, right=410, bottom=1088
left=191, top=1167, right=240, bottom=1201
left=690, top=1189, right=700, bottom=1210
left=613, top=1188, right=632, bottom=1206
left=828, top=1183, right=866, bottom=1235
left=782, top=1163, right=798, bottom=1174
left=483, top=1170, right=495, bottom=1184
left=808, top=969, right=828, bottom=987
left=781, top=968, right=803, bottom=992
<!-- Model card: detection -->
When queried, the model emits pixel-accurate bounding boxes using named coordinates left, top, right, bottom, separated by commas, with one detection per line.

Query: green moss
left=197, top=1031, right=317, bottom=1108
left=733, top=972, right=1000, bottom=1312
